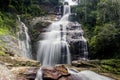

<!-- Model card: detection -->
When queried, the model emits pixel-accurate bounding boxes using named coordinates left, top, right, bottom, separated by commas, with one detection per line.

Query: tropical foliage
left=73, top=0, right=120, bottom=59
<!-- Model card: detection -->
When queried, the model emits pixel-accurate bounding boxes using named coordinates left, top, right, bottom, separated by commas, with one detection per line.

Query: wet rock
left=42, top=66, right=62, bottom=80
left=42, top=65, right=71, bottom=80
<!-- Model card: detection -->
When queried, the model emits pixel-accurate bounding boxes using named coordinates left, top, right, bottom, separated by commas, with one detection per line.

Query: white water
left=68, top=69, right=114, bottom=80
left=37, top=4, right=71, bottom=66
left=37, top=0, right=88, bottom=66
left=35, top=1, right=114, bottom=80
left=64, top=0, right=78, bottom=6
left=17, top=17, right=32, bottom=59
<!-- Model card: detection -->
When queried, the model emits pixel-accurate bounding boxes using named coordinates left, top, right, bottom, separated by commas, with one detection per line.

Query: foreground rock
left=0, top=55, right=40, bottom=67
left=11, top=67, right=39, bottom=80
left=0, top=54, right=40, bottom=80
left=36, top=65, right=114, bottom=80
left=0, top=64, right=16, bottom=80
left=71, top=60, right=120, bottom=80
left=42, top=65, right=70, bottom=80
left=36, top=65, right=71, bottom=80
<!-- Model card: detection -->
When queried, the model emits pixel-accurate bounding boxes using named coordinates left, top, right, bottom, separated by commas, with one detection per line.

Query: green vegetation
left=0, top=46, right=5, bottom=55
left=0, top=0, right=59, bottom=36
left=73, top=0, right=120, bottom=59
left=40, top=0, right=59, bottom=5
left=0, top=12, right=17, bottom=36
left=0, top=0, right=45, bottom=16
left=100, top=59, right=120, bottom=74
left=0, top=51, right=4, bottom=55
left=0, top=28, right=9, bottom=35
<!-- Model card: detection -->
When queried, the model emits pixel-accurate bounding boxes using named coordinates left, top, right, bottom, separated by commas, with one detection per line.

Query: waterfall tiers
left=35, top=0, right=114, bottom=80
left=37, top=15, right=71, bottom=66
left=37, top=0, right=88, bottom=66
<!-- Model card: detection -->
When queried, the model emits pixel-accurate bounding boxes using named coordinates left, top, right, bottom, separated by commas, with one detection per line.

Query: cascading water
left=63, top=4, right=71, bottom=15
left=68, top=69, right=113, bottom=80
left=17, top=17, right=32, bottom=59
left=37, top=0, right=88, bottom=66
left=37, top=4, right=71, bottom=66
left=35, top=1, right=114, bottom=80
left=66, top=21, right=88, bottom=60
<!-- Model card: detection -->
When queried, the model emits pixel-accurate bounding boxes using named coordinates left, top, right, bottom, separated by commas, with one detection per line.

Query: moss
left=0, top=46, right=5, bottom=55
left=0, top=51, right=4, bottom=55
left=0, top=27, right=10, bottom=35
left=0, top=12, right=17, bottom=36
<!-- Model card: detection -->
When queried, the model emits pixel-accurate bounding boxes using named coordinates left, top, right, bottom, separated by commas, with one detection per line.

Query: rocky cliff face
left=0, top=35, right=20, bottom=56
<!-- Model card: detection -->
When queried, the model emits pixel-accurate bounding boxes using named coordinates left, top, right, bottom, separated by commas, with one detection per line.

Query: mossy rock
left=0, top=54, right=40, bottom=67
left=0, top=51, right=4, bottom=55
left=0, top=46, right=6, bottom=55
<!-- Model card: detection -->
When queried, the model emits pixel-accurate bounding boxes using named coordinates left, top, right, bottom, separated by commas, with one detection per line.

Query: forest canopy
left=73, top=0, right=120, bottom=59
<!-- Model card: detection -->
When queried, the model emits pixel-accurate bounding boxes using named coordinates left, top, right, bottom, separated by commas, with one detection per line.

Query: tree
left=90, top=23, right=120, bottom=59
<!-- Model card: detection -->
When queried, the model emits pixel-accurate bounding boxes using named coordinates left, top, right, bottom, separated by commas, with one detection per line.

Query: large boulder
left=42, top=65, right=70, bottom=80
left=35, top=65, right=71, bottom=80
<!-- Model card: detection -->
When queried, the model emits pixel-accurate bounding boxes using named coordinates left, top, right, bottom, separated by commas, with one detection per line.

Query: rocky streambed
left=0, top=54, right=120, bottom=80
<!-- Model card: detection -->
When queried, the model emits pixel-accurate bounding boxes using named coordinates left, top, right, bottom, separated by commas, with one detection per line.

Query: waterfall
left=63, top=5, right=71, bottom=15
left=17, top=16, right=32, bottom=59
left=37, top=1, right=72, bottom=66
left=37, top=4, right=71, bottom=66
left=64, top=0, right=78, bottom=6
left=35, top=1, right=113, bottom=80
left=37, top=0, right=88, bottom=66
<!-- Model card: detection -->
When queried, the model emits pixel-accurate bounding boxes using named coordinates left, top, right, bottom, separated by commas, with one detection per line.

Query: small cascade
left=68, top=69, right=113, bottom=80
left=66, top=21, right=88, bottom=60
left=17, top=17, right=32, bottom=59
left=63, top=4, right=71, bottom=15
left=64, top=0, right=78, bottom=6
